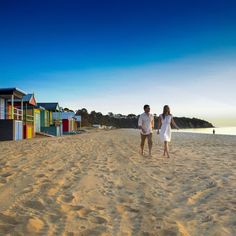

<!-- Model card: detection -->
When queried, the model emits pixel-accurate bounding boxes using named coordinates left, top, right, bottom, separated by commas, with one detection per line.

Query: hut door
left=15, top=121, right=23, bottom=140
left=0, top=98, right=5, bottom=119
left=35, top=112, right=41, bottom=132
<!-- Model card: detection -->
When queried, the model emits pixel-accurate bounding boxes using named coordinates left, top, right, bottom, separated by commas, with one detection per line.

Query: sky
left=0, top=0, right=236, bottom=126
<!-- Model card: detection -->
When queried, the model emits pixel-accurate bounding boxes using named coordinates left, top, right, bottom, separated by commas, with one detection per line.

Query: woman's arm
left=171, top=117, right=179, bottom=129
left=151, top=116, right=154, bottom=130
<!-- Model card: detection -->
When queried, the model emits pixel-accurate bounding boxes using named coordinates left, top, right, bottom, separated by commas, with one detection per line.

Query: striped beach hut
left=0, top=88, right=26, bottom=141
left=14, top=93, right=38, bottom=139
left=37, top=102, right=63, bottom=136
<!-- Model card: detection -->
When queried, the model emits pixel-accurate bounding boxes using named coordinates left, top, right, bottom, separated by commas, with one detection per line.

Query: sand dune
left=0, top=129, right=235, bottom=235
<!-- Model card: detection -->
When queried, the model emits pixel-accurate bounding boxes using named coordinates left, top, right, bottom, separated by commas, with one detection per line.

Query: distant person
left=138, top=104, right=154, bottom=157
left=213, top=129, right=215, bottom=134
left=157, top=105, right=179, bottom=158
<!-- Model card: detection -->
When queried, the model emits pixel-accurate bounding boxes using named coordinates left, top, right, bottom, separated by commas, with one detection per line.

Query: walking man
left=138, top=104, right=154, bottom=156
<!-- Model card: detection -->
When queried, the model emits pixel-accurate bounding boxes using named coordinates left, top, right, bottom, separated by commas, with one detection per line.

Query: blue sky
left=0, top=0, right=236, bottom=125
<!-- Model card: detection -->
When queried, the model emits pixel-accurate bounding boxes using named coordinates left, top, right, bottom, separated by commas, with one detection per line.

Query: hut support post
left=11, top=95, right=14, bottom=119
left=21, top=99, right=23, bottom=120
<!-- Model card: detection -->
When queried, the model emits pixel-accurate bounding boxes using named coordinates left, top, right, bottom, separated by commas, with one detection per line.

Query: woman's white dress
left=160, top=114, right=172, bottom=142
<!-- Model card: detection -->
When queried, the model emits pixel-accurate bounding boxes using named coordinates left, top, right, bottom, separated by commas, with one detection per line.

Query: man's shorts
left=140, top=133, right=153, bottom=145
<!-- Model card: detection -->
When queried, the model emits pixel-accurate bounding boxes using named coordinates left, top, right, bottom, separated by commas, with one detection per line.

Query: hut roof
left=0, top=88, right=26, bottom=99
left=15, top=93, right=37, bottom=106
left=37, top=102, right=60, bottom=111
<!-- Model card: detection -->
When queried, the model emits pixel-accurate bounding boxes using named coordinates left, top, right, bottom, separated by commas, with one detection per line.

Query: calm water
left=174, top=126, right=236, bottom=136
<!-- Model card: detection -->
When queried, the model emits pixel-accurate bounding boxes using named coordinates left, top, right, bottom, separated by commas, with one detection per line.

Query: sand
left=0, top=129, right=235, bottom=236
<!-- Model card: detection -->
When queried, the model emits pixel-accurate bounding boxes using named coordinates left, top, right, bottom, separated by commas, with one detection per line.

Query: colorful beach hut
left=0, top=88, right=26, bottom=141
left=61, top=112, right=77, bottom=134
left=38, top=106, right=50, bottom=131
left=14, top=93, right=38, bottom=139
left=37, top=102, right=63, bottom=136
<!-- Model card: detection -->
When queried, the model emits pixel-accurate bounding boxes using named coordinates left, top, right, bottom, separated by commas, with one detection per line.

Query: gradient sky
left=0, top=0, right=236, bottom=126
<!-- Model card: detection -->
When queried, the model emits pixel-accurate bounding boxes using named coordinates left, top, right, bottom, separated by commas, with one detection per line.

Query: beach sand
left=0, top=129, right=235, bottom=236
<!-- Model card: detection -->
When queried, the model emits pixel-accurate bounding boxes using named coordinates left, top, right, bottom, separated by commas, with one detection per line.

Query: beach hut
left=37, top=102, right=63, bottom=136
left=0, top=88, right=26, bottom=141
left=34, top=108, right=41, bottom=133
left=39, top=106, right=50, bottom=130
left=61, top=111, right=77, bottom=134
left=14, top=93, right=39, bottom=139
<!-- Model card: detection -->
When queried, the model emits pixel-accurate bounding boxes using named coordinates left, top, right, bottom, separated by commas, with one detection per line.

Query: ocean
left=173, top=126, right=236, bottom=136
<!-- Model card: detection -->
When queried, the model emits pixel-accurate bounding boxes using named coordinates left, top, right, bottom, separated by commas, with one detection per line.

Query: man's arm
left=138, top=115, right=145, bottom=133
left=138, top=115, right=142, bottom=129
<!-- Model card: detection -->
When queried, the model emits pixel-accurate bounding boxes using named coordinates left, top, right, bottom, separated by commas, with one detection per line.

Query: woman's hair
left=162, top=105, right=170, bottom=120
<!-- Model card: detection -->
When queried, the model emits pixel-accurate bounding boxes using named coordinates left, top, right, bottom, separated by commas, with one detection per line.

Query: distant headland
left=75, top=108, right=214, bottom=129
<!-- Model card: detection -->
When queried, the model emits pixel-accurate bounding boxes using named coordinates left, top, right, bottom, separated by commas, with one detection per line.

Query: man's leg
left=140, top=134, right=146, bottom=155
left=147, top=133, right=153, bottom=156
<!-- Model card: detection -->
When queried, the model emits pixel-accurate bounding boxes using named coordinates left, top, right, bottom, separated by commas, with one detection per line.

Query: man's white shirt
left=138, top=112, right=154, bottom=135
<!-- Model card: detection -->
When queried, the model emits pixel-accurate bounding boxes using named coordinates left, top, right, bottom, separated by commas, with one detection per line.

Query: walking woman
left=157, top=105, right=179, bottom=158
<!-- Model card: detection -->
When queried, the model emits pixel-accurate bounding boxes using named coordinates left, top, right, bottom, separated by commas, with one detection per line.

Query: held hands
left=142, top=128, right=146, bottom=134
left=139, top=126, right=147, bottom=134
left=157, top=129, right=160, bottom=135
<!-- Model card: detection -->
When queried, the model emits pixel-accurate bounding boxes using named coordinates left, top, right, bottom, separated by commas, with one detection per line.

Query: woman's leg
left=164, top=141, right=170, bottom=157
left=147, top=134, right=153, bottom=156
left=165, top=141, right=170, bottom=158
left=163, top=141, right=166, bottom=156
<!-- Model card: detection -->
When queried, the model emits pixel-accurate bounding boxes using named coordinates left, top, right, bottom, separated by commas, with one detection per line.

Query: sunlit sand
left=0, top=129, right=235, bottom=235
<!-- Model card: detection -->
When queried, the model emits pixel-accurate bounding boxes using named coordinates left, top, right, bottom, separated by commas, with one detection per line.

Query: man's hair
left=143, top=104, right=150, bottom=110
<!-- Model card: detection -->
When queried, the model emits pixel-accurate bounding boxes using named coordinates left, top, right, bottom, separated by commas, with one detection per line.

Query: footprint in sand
left=48, top=212, right=63, bottom=223
left=56, top=169, right=64, bottom=174
left=53, top=217, right=67, bottom=235
left=0, top=213, right=19, bottom=225
left=0, top=213, right=20, bottom=235
left=1, top=172, right=13, bottom=178
left=20, top=186, right=34, bottom=194
left=151, top=191, right=159, bottom=198
left=36, top=173, right=45, bottom=178
left=159, top=228, right=179, bottom=236
left=72, top=170, right=81, bottom=177
left=79, top=225, right=87, bottom=230
left=206, top=180, right=217, bottom=188
left=58, top=193, right=75, bottom=203
left=200, top=214, right=213, bottom=223
left=0, top=177, right=7, bottom=184
left=77, top=207, right=94, bottom=218
left=89, top=215, right=108, bottom=224
left=24, top=199, right=45, bottom=211
left=130, top=175, right=139, bottom=181
left=79, top=226, right=108, bottom=236
left=62, top=184, right=71, bottom=190
left=69, top=205, right=84, bottom=211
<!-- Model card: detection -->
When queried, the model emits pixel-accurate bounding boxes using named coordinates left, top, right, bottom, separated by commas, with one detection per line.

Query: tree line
left=75, top=108, right=214, bottom=129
